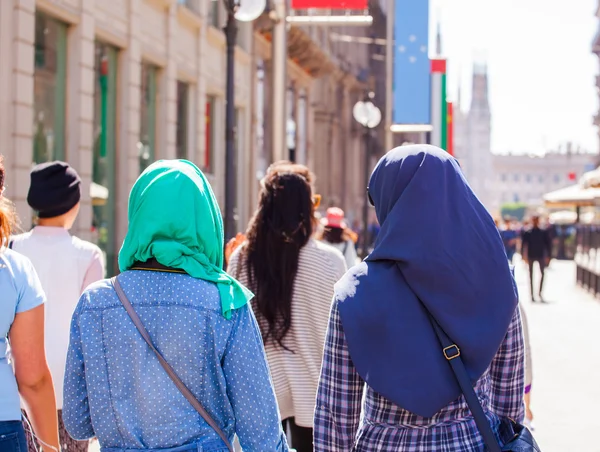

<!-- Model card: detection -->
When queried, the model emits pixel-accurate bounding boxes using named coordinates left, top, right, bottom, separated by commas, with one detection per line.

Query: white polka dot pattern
left=62, top=270, right=289, bottom=451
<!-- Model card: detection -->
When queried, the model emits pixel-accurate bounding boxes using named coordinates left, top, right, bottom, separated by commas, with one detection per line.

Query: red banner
left=291, top=0, right=368, bottom=9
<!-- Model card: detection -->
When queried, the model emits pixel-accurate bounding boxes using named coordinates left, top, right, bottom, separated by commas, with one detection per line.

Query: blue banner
left=392, top=0, right=430, bottom=125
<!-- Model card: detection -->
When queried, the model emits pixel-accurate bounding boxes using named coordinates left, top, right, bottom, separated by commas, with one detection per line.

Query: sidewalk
left=514, top=258, right=600, bottom=451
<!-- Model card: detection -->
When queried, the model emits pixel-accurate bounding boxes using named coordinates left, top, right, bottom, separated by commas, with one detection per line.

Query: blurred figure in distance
left=318, top=207, right=358, bottom=269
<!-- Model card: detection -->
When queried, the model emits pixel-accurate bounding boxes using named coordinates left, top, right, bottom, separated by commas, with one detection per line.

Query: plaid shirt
left=314, top=302, right=525, bottom=451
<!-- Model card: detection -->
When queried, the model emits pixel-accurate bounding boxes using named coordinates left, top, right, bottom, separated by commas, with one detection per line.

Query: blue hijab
left=337, top=145, right=518, bottom=418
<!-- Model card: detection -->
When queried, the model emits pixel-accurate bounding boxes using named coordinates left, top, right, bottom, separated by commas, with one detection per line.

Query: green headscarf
left=118, top=159, right=252, bottom=319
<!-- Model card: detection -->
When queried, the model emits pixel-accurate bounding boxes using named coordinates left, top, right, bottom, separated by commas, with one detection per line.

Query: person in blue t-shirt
left=500, top=217, right=519, bottom=263
left=0, top=156, right=59, bottom=452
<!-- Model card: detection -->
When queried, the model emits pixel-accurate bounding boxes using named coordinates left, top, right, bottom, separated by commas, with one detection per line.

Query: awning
left=91, top=182, right=109, bottom=206
left=581, top=167, right=600, bottom=188
left=543, top=184, right=600, bottom=208
left=91, top=182, right=109, bottom=200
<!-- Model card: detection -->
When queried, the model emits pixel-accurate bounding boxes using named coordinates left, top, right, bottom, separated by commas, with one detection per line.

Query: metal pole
left=362, top=127, right=371, bottom=258
left=385, top=0, right=394, bottom=152
left=271, top=0, right=287, bottom=162
left=224, top=4, right=238, bottom=241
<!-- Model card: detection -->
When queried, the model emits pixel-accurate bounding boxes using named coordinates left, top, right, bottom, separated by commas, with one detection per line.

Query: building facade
left=593, top=0, right=600, bottom=152
left=0, top=0, right=383, bottom=273
left=0, top=0, right=258, bottom=274
left=490, top=145, right=597, bottom=214
left=453, top=63, right=494, bottom=210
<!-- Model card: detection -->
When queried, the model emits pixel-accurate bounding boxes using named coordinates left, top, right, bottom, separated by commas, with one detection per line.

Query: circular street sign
left=353, top=100, right=382, bottom=129
left=235, top=0, right=267, bottom=22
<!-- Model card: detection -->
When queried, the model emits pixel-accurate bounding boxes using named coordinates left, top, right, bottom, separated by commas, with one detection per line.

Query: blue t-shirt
left=0, top=249, right=46, bottom=421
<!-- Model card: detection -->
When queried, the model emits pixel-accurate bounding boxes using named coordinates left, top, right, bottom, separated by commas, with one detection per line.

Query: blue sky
left=429, top=0, right=599, bottom=155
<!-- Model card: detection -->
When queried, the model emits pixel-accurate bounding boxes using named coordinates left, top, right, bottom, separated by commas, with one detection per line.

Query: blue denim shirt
left=63, top=270, right=288, bottom=452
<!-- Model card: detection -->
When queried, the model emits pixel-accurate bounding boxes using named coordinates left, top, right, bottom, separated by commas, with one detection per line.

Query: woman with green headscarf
left=62, top=160, right=289, bottom=452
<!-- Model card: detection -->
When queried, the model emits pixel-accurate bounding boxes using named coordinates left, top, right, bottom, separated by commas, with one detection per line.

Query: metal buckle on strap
left=443, top=344, right=461, bottom=360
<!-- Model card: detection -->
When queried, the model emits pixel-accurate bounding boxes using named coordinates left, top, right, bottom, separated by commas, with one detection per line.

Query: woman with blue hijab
left=314, top=145, right=525, bottom=451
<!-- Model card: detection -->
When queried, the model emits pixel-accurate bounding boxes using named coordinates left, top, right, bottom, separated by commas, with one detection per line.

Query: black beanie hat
left=28, top=161, right=81, bottom=218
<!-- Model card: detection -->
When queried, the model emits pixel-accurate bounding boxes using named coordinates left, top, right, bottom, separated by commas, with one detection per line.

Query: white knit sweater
left=228, top=239, right=347, bottom=427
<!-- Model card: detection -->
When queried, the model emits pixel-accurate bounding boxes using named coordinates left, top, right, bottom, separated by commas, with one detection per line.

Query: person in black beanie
left=27, top=161, right=82, bottom=220
left=10, top=161, right=104, bottom=452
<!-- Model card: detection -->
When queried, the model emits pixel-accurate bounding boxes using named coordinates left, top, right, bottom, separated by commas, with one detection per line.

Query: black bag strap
left=111, top=277, right=233, bottom=452
left=428, top=314, right=503, bottom=452
left=8, top=239, right=13, bottom=249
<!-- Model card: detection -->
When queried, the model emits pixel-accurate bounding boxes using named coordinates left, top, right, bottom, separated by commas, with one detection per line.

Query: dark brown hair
left=320, top=226, right=353, bottom=244
left=244, top=171, right=314, bottom=351
left=0, top=156, right=17, bottom=248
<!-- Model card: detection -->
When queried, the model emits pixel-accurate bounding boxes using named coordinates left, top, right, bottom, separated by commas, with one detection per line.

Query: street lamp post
left=352, top=95, right=381, bottom=257
left=223, top=0, right=266, bottom=241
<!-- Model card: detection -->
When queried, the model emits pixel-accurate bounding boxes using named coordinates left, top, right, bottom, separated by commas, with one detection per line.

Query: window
left=554, top=174, right=560, bottom=184
left=139, top=63, right=158, bottom=172
left=33, top=12, right=67, bottom=163
left=93, top=42, right=118, bottom=275
left=525, top=174, right=531, bottom=183
left=513, top=174, right=519, bottom=182
left=538, top=175, right=544, bottom=184
left=501, top=174, right=507, bottom=182
left=236, top=22, right=252, bottom=51
left=176, top=81, right=189, bottom=160
left=209, top=0, right=220, bottom=27
left=204, top=96, right=216, bottom=173
left=177, top=0, right=199, bottom=13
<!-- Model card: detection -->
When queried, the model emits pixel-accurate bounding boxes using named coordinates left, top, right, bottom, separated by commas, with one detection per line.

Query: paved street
left=514, top=258, right=600, bottom=451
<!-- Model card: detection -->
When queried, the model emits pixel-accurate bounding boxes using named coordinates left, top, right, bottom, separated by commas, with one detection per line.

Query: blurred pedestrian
left=521, top=215, right=552, bottom=302
left=314, top=145, right=525, bottom=451
left=228, top=167, right=346, bottom=452
left=0, top=156, right=59, bottom=452
left=63, top=160, right=288, bottom=451
left=500, top=217, right=519, bottom=263
left=319, top=207, right=358, bottom=269
left=10, top=161, right=104, bottom=452
left=520, top=306, right=535, bottom=430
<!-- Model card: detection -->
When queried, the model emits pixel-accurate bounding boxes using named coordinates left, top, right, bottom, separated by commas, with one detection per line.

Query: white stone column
left=114, top=0, right=142, bottom=246
left=70, top=0, right=96, bottom=240
left=8, top=0, right=35, bottom=226
left=195, top=21, right=208, bottom=169
left=158, top=3, right=177, bottom=160
left=0, top=0, right=16, bottom=179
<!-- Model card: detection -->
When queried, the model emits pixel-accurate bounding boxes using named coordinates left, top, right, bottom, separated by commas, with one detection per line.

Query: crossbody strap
left=428, top=315, right=502, bottom=452
left=111, top=277, right=234, bottom=452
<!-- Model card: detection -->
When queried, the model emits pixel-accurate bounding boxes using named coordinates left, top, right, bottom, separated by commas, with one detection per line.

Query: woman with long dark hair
left=314, top=145, right=526, bottom=451
left=228, top=166, right=346, bottom=452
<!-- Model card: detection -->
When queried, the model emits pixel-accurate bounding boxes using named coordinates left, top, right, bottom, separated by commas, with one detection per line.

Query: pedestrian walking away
left=62, top=159, right=289, bottom=452
left=314, top=145, right=526, bottom=451
left=228, top=163, right=347, bottom=452
left=521, top=216, right=552, bottom=302
left=500, top=217, right=519, bottom=263
left=318, top=207, right=359, bottom=269
left=0, top=156, right=60, bottom=452
left=10, top=161, right=105, bottom=452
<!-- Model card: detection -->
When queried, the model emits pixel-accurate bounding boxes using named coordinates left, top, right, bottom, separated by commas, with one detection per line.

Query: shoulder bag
left=427, top=311, right=541, bottom=452
left=111, top=276, right=234, bottom=452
